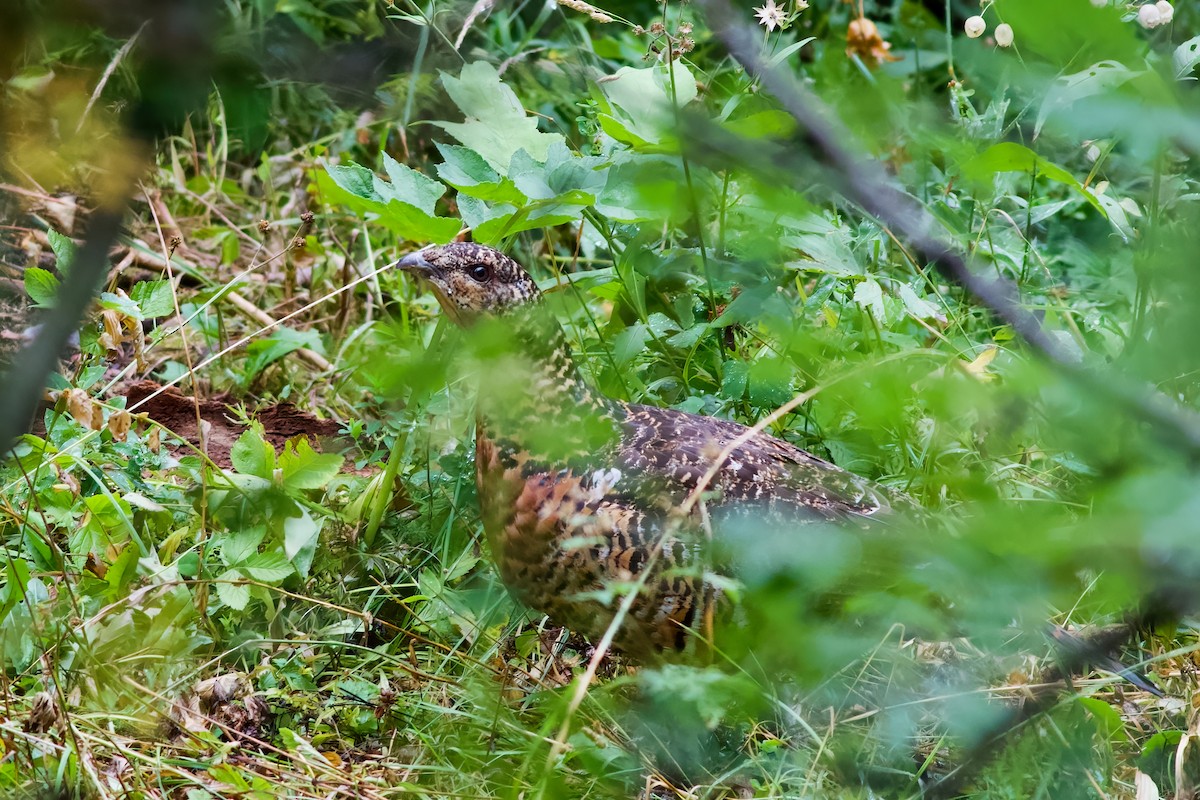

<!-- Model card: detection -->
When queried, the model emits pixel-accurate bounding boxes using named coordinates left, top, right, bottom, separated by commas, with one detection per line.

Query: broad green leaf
left=244, top=327, right=323, bottom=380
left=0, top=557, right=31, bottom=624
left=1175, top=36, right=1200, bottom=80
left=595, top=155, right=686, bottom=223
left=222, top=526, right=267, bottom=566
left=241, top=551, right=295, bottom=583
left=435, top=143, right=525, bottom=203
left=853, top=277, right=886, bottom=321
left=782, top=218, right=865, bottom=278
left=1002, top=0, right=1140, bottom=70
left=377, top=201, right=462, bottom=243
left=747, top=358, right=793, bottom=408
left=458, top=193, right=590, bottom=243
left=1034, top=61, right=1138, bottom=139
left=129, top=280, right=175, bottom=318
left=323, top=161, right=382, bottom=202
left=611, top=323, right=649, bottom=366
left=721, top=360, right=749, bottom=400
left=230, top=426, right=275, bottom=478
left=47, top=228, right=76, bottom=276
left=1088, top=188, right=1135, bottom=242
left=457, top=195, right=517, bottom=243
left=317, top=162, right=461, bottom=243
left=722, top=110, right=798, bottom=140
left=215, top=570, right=250, bottom=610
left=24, top=267, right=60, bottom=308
left=283, top=506, right=320, bottom=579
left=98, top=291, right=143, bottom=319
left=597, top=61, right=696, bottom=146
left=380, top=153, right=446, bottom=215
left=897, top=284, right=942, bottom=320
left=963, top=142, right=1107, bottom=221
left=435, top=61, right=562, bottom=173
left=514, top=141, right=608, bottom=200
left=280, top=438, right=343, bottom=491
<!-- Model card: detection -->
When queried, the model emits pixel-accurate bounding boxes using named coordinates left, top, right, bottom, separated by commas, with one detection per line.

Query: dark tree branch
left=692, top=0, right=1200, bottom=459
left=1, top=0, right=222, bottom=455
left=0, top=209, right=128, bottom=452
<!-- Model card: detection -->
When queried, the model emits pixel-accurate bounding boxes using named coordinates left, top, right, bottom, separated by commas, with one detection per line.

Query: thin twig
left=77, top=22, right=147, bottom=134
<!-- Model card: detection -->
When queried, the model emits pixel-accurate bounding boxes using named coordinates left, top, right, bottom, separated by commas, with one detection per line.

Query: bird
left=396, top=242, right=908, bottom=655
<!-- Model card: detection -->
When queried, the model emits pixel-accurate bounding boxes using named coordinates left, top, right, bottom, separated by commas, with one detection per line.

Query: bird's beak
left=396, top=250, right=435, bottom=276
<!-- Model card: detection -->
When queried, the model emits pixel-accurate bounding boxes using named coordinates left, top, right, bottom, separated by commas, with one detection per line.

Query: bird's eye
left=468, top=264, right=492, bottom=282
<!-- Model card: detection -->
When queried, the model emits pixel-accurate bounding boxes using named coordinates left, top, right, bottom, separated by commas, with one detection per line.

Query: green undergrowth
left=5, top=0, right=1200, bottom=797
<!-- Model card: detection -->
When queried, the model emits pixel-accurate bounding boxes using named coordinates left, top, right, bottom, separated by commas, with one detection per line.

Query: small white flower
left=754, top=0, right=786, bottom=31
left=796, top=0, right=809, bottom=8
left=994, top=23, right=1014, bottom=47
left=1085, top=143, right=1100, bottom=162
left=1138, top=3, right=1162, bottom=28
left=964, top=15, right=986, bottom=38
left=1156, top=1, right=1174, bottom=23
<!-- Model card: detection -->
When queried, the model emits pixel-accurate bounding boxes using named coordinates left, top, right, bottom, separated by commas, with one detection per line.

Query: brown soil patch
left=123, top=380, right=346, bottom=469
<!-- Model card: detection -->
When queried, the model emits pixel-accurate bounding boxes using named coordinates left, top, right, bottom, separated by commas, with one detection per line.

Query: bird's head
left=396, top=243, right=541, bottom=325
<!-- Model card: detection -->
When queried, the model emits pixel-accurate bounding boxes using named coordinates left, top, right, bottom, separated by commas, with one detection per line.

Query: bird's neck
left=476, top=309, right=619, bottom=461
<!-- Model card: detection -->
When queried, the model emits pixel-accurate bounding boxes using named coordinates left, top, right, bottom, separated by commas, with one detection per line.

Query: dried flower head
left=847, top=15, right=900, bottom=66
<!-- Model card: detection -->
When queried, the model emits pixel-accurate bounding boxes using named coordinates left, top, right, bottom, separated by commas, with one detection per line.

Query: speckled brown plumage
left=397, top=243, right=903, bottom=654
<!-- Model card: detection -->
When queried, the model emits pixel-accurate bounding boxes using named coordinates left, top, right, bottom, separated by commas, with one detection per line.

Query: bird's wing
left=614, top=402, right=901, bottom=521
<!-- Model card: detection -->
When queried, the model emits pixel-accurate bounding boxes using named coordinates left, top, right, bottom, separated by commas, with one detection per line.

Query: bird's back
left=475, top=399, right=904, bottom=653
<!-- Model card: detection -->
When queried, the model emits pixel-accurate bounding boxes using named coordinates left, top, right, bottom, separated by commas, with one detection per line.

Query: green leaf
left=129, top=280, right=175, bottom=318
left=1002, top=0, right=1140, bottom=70
left=240, top=551, right=294, bottom=583
left=24, top=267, right=60, bottom=308
left=283, top=507, right=320, bottom=579
left=279, top=438, right=343, bottom=491
left=721, top=360, right=749, bottom=400
left=222, top=526, right=267, bottom=566
left=435, top=143, right=525, bottom=203
left=380, top=153, right=447, bottom=215
left=244, top=327, right=323, bottom=380
left=435, top=61, right=563, bottom=173
left=597, top=61, right=696, bottom=146
left=215, top=570, right=250, bottom=610
left=457, top=193, right=589, bottom=243
left=611, top=323, right=649, bottom=366
left=853, top=277, right=886, bottom=321
left=595, top=155, right=687, bottom=223
left=317, top=161, right=461, bottom=243
left=323, top=161, right=383, bottom=202
left=230, top=426, right=275, bottom=479
left=897, top=284, right=941, bottom=320
left=98, top=291, right=143, bottom=319
left=220, top=231, right=240, bottom=266
left=963, top=142, right=1107, bottom=221
left=0, top=557, right=31, bottom=624
left=46, top=228, right=76, bottom=276
left=1175, top=36, right=1200, bottom=79
left=1034, top=61, right=1138, bottom=139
